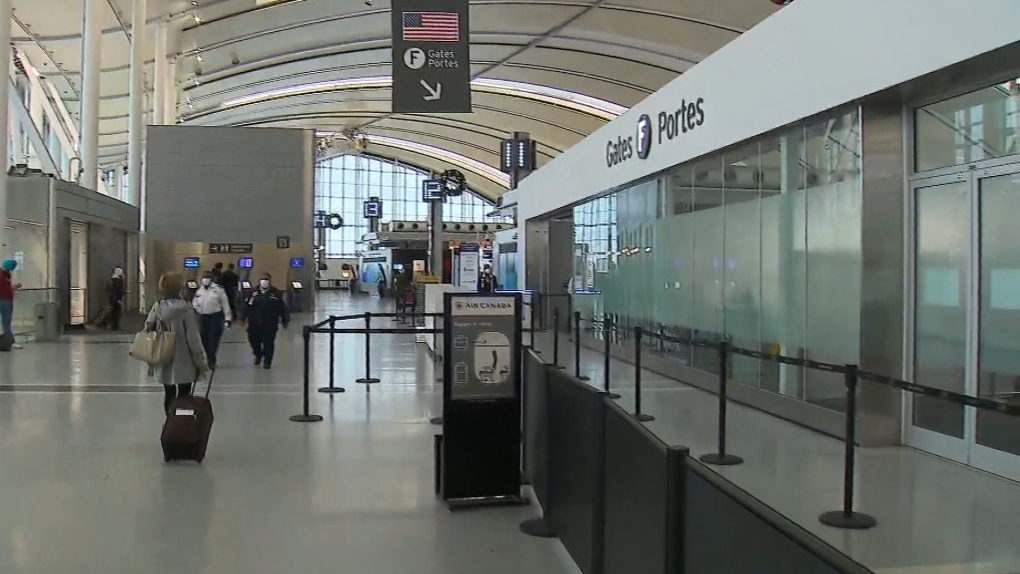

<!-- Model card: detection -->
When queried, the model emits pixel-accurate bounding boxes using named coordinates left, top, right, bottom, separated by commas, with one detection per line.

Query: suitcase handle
left=193, top=368, right=215, bottom=398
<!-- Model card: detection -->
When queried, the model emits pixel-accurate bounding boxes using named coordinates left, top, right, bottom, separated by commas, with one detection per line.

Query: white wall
left=515, top=0, right=1020, bottom=287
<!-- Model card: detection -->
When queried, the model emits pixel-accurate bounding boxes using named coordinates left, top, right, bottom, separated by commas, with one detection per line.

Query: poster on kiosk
left=458, top=242, right=480, bottom=289
left=440, top=291, right=523, bottom=509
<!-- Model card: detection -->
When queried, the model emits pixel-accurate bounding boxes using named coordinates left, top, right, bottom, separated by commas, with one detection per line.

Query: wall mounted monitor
left=290, top=257, right=304, bottom=269
left=363, top=199, right=383, bottom=218
left=238, top=257, right=253, bottom=269
left=183, top=257, right=200, bottom=269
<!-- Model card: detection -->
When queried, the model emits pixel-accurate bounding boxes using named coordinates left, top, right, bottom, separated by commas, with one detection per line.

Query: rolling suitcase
left=161, top=370, right=215, bottom=463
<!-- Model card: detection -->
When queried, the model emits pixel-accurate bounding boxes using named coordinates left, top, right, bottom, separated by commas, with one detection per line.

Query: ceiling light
left=218, top=76, right=625, bottom=120
left=190, top=1, right=198, bottom=5
left=317, top=132, right=508, bottom=187
left=195, top=55, right=203, bottom=62
left=192, top=14, right=202, bottom=23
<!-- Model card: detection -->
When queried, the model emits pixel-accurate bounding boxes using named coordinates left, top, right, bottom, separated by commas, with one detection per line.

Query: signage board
left=422, top=178, right=444, bottom=201
left=238, top=257, right=253, bottom=269
left=440, top=292, right=523, bottom=507
left=208, top=242, right=253, bottom=254
left=391, top=0, right=471, bottom=113
left=290, top=257, right=304, bottom=269
left=458, top=242, right=480, bottom=289
left=363, top=199, right=383, bottom=218
left=183, top=257, right=201, bottom=269
left=276, top=236, right=290, bottom=249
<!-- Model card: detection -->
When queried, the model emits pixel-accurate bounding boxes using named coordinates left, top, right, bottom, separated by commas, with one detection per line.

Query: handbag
left=129, top=303, right=176, bottom=365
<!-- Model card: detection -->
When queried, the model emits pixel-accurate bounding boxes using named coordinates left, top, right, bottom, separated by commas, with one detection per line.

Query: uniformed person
left=242, top=273, right=289, bottom=369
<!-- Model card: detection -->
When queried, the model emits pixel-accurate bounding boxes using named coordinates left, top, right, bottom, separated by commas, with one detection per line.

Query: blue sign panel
left=290, top=257, right=305, bottom=269
left=238, top=257, right=253, bottom=269
left=183, top=257, right=200, bottom=269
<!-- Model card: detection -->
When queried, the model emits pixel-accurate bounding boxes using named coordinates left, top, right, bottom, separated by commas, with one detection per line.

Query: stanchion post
left=318, top=316, right=346, bottom=393
left=603, top=317, right=621, bottom=399
left=633, top=326, right=653, bottom=422
left=529, top=298, right=539, bottom=354
left=699, top=341, right=742, bottom=465
left=552, top=307, right=564, bottom=369
left=290, top=326, right=324, bottom=422
left=819, top=365, right=877, bottom=529
left=355, top=311, right=381, bottom=388
left=573, top=311, right=590, bottom=381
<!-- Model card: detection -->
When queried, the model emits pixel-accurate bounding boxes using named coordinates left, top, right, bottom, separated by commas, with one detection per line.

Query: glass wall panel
left=314, top=154, right=509, bottom=257
left=916, top=77, right=1020, bottom=172
left=572, top=108, right=863, bottom=412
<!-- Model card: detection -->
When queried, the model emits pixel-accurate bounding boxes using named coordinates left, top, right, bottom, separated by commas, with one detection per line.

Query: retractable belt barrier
left=289, top=313, right=444, bottom=423
left=570, top=313, right=1020, bottom=531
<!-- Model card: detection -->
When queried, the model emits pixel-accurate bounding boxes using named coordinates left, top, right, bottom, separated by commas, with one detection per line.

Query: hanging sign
left=391, top=0, right=471, bottom=113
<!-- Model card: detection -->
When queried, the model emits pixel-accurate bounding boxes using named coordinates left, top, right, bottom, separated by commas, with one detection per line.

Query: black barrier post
left=700, top=341, right=743, bottom=465
left=819, top=364, right=877, bottom=529
left=355, top=312, right=381, bottom=389
left=318, top=316, right=346, bottom=394
left=573, top=311, right=590, bottom=381
left=290, top=326, right=324, bottom=422
left=551, top=307, right=565, bottom=370
left=603, top=317, right=621, bottom=399
left=633, top=327, right=654, bottom=422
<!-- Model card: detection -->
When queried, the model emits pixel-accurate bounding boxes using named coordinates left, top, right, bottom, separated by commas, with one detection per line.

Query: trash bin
left=34, top=302, right=61, bottom=342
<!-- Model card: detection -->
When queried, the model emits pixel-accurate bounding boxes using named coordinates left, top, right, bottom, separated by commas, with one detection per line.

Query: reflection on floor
left=529, top=330, right=1020, bottom=574
left=0, top=292, right=574, bottom=574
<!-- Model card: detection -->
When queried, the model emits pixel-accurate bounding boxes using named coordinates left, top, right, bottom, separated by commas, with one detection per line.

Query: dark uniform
left=243, top=285, right=289, bottom=368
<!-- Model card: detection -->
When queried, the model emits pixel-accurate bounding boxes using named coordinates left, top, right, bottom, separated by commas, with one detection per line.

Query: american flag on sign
left=402, top=11, right=460, bottom=42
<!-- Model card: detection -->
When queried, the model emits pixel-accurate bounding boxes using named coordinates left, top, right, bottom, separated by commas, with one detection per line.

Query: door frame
left=905, top=163, right=1020, bottom=480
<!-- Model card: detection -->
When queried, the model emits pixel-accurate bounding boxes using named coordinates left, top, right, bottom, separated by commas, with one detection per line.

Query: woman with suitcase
left=144, top=272, right=210, bottom=414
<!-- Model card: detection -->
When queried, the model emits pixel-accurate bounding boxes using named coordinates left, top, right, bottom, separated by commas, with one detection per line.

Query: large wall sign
left=606, top=97, right=706, bottom=168
left=391, top=0, right=471, bottom=113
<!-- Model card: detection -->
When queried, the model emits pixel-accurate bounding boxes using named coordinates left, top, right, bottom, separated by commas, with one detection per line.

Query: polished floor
left=0, top=293, right=576, bottom=574
left=528, top=331, right=1020, bottom=574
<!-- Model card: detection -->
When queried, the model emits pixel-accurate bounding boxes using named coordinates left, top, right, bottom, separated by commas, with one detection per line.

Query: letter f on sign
left=636, top=114, right=652, bottom=159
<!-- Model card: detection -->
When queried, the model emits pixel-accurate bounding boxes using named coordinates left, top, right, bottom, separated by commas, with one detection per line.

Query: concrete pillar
left=127, top=0, right=147, bottom=213
left=152, top=21, right=168, bottom=126
left=429, top=200, right=444, bottom=278
left=114, top=164, right=125, bottom=201
left=0, top=0, right=11, bottom=252
left=79, top=0, right=102, bottom=189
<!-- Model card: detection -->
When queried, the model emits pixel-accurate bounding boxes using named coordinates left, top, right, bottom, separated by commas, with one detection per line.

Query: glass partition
left=573, top=109, right=863, bottom=412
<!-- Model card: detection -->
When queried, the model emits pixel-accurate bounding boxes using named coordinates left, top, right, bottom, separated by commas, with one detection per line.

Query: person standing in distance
left=192, top=271, right=232, bottom=369
left=219, top=262, right=240, bottom=319
left=0, top=259, right=21, bottom=349
left=106, top=266, right=126, bottom=331
left=242, top=273, right=289, bottom=369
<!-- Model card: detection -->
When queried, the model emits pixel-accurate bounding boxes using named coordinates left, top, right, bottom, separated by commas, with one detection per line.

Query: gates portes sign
left=391, top=0, right=471, bottom=113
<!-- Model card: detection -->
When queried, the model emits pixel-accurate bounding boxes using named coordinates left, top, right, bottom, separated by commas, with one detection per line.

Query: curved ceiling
left=10, top=0, right=779, bottom=198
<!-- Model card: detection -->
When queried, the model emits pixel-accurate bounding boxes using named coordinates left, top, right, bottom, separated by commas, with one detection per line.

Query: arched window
left=315, top=154, right=509, bottom=257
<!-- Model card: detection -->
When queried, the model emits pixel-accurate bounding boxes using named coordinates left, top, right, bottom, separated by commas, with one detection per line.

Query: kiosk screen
left=290, top=258, right=304, bottom=268
left=183, top=257, right=200, bottom=269
left=238, top=257, right=253, bottom=269
left=291, top=281, right=303, bottom=290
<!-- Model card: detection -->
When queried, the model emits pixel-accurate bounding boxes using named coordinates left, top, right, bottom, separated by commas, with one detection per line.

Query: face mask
left=259, top=279, right=270, bottom=289
left=201, top=278, right=211, bottom=287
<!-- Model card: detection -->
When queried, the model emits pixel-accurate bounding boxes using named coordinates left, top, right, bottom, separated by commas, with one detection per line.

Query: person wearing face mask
left=241, top=273, right=289, bottom=369
left=192, top=271, right=232, bottom=369
left=106, top=266, right=126, bottom=331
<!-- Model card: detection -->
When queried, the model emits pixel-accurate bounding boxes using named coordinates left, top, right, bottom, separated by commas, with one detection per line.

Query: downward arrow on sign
left=419, top=79, right=442, bottom=101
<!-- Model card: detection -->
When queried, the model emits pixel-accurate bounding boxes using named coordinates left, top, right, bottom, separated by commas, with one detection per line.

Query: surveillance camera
left=231, top=55, right=240, bottom=65
left=365, top=0, right=372, bottom=5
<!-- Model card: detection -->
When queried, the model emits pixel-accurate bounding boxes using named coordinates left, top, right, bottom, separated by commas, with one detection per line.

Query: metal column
left=127, top=0, right=148, bottom=217
left=0, top=0, right=11, bottom=251
left=80, top=0, right=102, bottom=189
left=429, top=199, right=444, bottom=279
left=152, top=21, right=168, bottom=126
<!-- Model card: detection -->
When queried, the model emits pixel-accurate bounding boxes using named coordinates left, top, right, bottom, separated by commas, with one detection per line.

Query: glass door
left=908, top=173, right=972, bottom=464
left=908, top=166, right=1020, bottom=481
left=972, top=165, right=1020, bottom=480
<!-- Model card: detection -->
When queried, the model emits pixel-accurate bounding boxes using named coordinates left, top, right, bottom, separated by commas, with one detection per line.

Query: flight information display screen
left=183, top=257, right=200, bottom=269
left=238, top=257, right=253, bottom=269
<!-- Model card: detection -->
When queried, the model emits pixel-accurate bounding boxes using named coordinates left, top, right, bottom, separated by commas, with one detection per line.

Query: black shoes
left=262, top=363, right=272, bottom=370
left=254, top=355, right=262, bottom=366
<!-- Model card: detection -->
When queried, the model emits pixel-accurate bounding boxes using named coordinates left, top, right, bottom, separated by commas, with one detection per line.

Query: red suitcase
left=161, top=371, right=215, bottom=463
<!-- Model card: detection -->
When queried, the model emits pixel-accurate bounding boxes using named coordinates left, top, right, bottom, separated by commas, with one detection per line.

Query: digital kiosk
left=287, top=257, right=305, bottom=312
left=438, top=292, right=524, bottom=509
left=238, top=257, right=253, bottom=291
left=183, top=257, right=201, bottom=300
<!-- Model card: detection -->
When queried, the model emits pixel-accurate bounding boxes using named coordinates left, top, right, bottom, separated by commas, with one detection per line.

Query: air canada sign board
left=606, top=97, right=706, bottom=168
